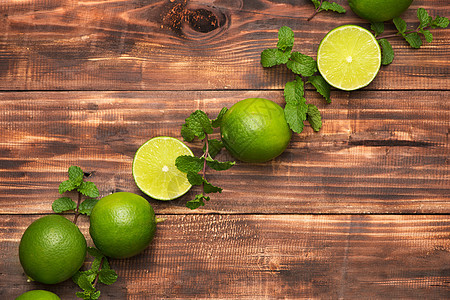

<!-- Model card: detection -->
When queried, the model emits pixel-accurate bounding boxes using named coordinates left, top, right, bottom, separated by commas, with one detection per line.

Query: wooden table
left=1, top=0, right=449, bottom=299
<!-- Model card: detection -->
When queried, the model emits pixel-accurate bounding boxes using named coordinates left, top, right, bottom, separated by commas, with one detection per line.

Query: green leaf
left=59, top=179, right=77, bottom=194
left=91, top=257, right=103, bottom=273
left=284, top=76, right=305, bottom=105
left=183, top=110, right=213, bottom=141
left=417, top=8, right=432, bottom=29
left=393, top=17, right=407, bottom=34
left=187, top=171, right=204, bottom=186
left=320, top=1, right=346, bottom=13
left=430, top=16, right=449, bottom=28
left=52, top=197, right=77, bottom=213
left=98, top=269, right=118, bottom=285
left=284, top=102, right=308, bottom=134
left=77, top=273, right=95, bottom=292
left=286, top=52, right=317, bottom=77
left=68, top=165, right=84, bottom=186
left=87, top=247, right=104, bottom=259
left=211, top=107, right=228, bottom=128
left=77, top=181, right=99, bottom=198
left=204, top=139, right=224, bottom=159
left=378, top=39, right=394, bottom=65
left=261, top=48, right=291, bottom=67
left=175, top=155, right=204, bottom=174
left=79, top=198, right=99, bottom=216
left=421, top=29, right=433, bottom=43
left=181, top=123, right=195, bottom=142
left=404, top=32, right=422, bottom=48
left=205, top=158, right=235, bottom=171
left=186, top=194, right=209, bottom=209
left=307, top=75, right=331, bottom=104
left=371, top=22, right=385, bottom=37
left=306, top=104, right=322, bottom=132
left=277, top=26, right=294, bottom=51
left=91, top=291, right=101, bottom=300
left=311, top=0, right=320, bottom=9
left=203, top=180, right=223, bottom=194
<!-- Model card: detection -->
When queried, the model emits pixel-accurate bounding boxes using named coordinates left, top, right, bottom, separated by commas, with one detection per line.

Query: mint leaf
left=59, top=179, right=77, bottom=194
left=52, top=197, right=77, bottom=213
left=205, top=158, right=235, bottom=171
left=183, top=110, right=213, bottom=140
left=404, top=32, right=422, bottom=48
left=176, top=155, right=204, bottom=174
left=187, top=171, right=204, bottom=186
left=421, top=29, right=433, bottom=43
left=307, top=75, right=331, bottom=104
left=77, top=181, right=99, bottom=198
left=98, top=269, right=118, bottom=285
left=211, top=107, right=228, bottom=128
left=181, top=123, right=195, bottom=142
left=431, top=16, right=449, bottom=28
left=320, top=1, right=346, bottom=13
left=284, top=102, right=307, bottom=134
left=393, top=17, right=407, bottom=34
left=286, top=52, right=317, bottom=77
left=284, top=76, right=305, bottom=105
left=204, top=139, right=223, bottom=159
left=68, top=165, right=84, bottom=186
left=371, top=22, right=385, bottom=37
left=79, top=198, right=99, bottom=216
left=277, top=26, right=294, bottom=51
left=307, top=104, right=322, bottom=132
left=261, top=48, right=291, bottom=67
left=91, top=257, right=103, bottom=273
left=311, top=0, right=320, bottom=10
left=417, top=8, right=432, bottom=29
left=77, top=273, right=95, bottom=292
left=378, top=39, right=394, bottom=65
left=203, top=180, right=223, bottom=194
left=186, top=194, right=209, bottom=209
left=87, top=247, right=104, bottom=259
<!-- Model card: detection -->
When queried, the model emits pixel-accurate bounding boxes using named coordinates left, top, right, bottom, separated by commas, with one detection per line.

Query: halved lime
left=317, top=25, right=381, bottom=91
left=132, top=136, right=193, bottom=200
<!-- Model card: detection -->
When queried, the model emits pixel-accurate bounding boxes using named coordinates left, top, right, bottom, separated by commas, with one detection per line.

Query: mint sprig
left=52, top=166, right=99, bottom=223
left=261, top=26, right=326, bottom=134
left=308, top=0, right=346, bottom=21
left=373, top=8, right=449, bottom=65
left=73, top=247, right=118, bottom=300
left=176, top=109, right=235, bottom=209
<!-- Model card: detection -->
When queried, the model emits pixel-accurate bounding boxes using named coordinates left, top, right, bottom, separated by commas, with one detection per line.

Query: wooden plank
left=1, top=214, right=449, bottom=299
left=0, top=0, right=448, bottom=91
left=0, top=90, right=448, bottom=214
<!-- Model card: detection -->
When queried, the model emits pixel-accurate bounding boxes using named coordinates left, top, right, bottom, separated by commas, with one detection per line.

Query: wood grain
left=0, top=0, right=449, bottom=91
left=1, top=90, right=448, bottom=214
left=1, top=214, right=449, bottom=299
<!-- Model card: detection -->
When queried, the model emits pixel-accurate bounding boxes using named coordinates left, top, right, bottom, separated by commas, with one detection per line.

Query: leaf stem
left=73, top=192, right=81, bottom=224
left=376, top=30, right=417, bottom=40
left=201, top=133, right=209, bottom=195
left=92, top=257, right=104, bottom=288
left=307, top=0, right=323, bottom=21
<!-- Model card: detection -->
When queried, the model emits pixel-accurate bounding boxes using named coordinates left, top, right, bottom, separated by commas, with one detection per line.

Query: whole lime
left=89, top=192, right=157, bottom=259
left=220, top=98, right=291, bottom=163
left=348, top=0, right=413, bottom=22
left=15, top=290, right=61, bottom=300
left=19, top=215, right=87, bottom=284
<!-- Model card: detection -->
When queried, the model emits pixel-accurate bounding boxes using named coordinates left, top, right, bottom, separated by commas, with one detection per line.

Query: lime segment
left=132, top=136, right=193, bottom=200
left=317, top=25, right=381, bottom=91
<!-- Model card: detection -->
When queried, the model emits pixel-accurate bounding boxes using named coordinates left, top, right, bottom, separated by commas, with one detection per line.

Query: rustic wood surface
left=1, top=0, right=449, bottom=299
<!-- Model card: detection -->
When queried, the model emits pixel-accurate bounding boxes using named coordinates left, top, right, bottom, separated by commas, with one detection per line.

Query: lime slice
left=317, top=25, right=381, bottom=91
left=132, top=136, right=193, bottom=200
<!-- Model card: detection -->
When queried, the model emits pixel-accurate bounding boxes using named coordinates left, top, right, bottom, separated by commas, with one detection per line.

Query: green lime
left=348, top=0, right=413, bottom=22
left=19, top=215, right=87, bottom=284
left=16, top=290, right=61, bottom=300
left=317, top=25, right=381, bottom=91
left=89, top=192, right=157, bottom=259
left=133, top=136, right=193, bottom=200
left=220, top=98, right=292, bottom=163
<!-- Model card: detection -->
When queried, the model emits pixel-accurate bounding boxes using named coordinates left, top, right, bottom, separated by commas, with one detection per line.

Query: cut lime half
left=132, top=136, right=193, bottom=200
left=317, top=25, right=381, bottom=91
